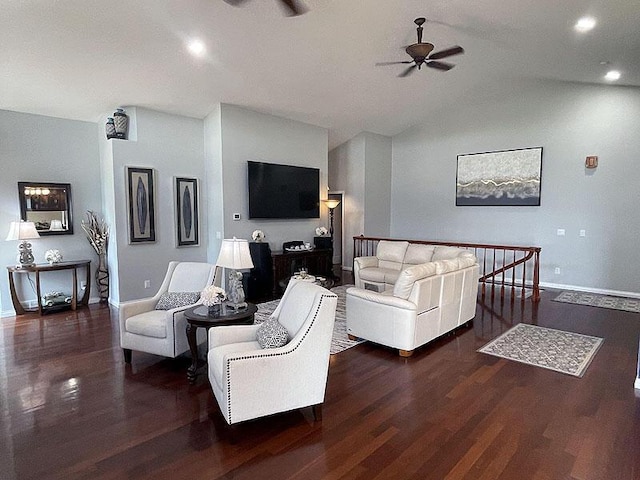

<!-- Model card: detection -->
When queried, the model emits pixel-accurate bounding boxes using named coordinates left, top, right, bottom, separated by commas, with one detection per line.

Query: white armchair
left=207, top=281, right=338, bottom=425
left=119, top=261, right=217, bottom=363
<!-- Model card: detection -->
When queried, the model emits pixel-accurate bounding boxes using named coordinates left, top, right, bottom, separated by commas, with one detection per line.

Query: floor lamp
left=323, top=199, right=341, bottom=279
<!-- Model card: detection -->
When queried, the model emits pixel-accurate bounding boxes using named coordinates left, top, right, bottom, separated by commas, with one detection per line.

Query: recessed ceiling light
left=605, top=70, right=621, bottom=81
left=187, top=39, right=206, bottom=57
left=574, top=17, right=596, bottom=32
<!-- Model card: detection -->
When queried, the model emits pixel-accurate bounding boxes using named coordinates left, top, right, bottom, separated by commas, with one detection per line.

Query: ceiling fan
left=377, top=18, right=464, bottom=77
left=223, top=0, right=307, bottom=16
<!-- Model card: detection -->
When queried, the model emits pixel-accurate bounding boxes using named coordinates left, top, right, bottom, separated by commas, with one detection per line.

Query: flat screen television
left=248, top=161, right=320, bottom=219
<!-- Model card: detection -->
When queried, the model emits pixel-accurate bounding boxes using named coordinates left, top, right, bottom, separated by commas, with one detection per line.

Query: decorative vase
left=113, top=108, right=129, bottom=140
left=105, top=117, right=117, bottom=139
left=96, top=251, right=109, bottom=302
left=208, top=304, right=221, bottom=317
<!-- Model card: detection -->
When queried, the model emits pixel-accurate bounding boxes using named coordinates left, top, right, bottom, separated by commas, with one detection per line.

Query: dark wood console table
left=271, top=248, right=332, bottom=296
left=7, top=260, right=91, bottom=315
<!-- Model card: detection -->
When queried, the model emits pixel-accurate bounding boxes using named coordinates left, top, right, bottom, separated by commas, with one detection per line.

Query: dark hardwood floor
left=2, top=277, right=640, bottom=479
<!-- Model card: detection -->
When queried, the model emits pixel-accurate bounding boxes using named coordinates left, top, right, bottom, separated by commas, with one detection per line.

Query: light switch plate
left=557, top=229, right=565, bottom=236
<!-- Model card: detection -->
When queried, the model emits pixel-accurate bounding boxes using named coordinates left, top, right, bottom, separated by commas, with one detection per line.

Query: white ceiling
left=2, top=0, right=639, bottom=149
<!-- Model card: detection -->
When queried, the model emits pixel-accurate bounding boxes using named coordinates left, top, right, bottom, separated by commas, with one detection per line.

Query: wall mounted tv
left=248, top=161, right=320, bottom=219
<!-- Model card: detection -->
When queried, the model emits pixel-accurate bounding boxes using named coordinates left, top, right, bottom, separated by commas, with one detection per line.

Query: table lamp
left=6, top=221, right=40, bottom=267
left=216, top=237, right=254, bottom=310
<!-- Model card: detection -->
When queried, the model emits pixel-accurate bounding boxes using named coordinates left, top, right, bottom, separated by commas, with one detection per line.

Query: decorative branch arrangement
left=82, top=211, right=110, bottom=302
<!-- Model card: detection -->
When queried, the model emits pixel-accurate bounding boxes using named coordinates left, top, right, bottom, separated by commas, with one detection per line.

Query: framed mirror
left=18, top=182, right=73, bottom=236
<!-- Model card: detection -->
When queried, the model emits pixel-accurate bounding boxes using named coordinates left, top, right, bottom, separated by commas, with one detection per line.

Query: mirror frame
left=18, top=182, right=74, bottom=236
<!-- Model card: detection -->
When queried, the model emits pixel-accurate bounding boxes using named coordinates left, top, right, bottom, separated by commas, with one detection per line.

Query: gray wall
left=0, top=110, right=101, bottom=315
left=391, top=80, right=640, bottom=295
left=364, top=132, right=392, bottom=237
left=217, top=104, right=329, bottom=251
left=101, top=107, right=209, bottom=302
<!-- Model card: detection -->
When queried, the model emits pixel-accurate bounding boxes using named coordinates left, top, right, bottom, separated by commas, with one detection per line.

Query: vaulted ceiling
left=2, top=0, right=639, bottom=149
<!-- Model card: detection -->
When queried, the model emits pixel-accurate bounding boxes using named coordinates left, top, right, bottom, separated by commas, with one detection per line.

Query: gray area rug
left=256, top=284, right=364, bottom=354
left=478, top=323, right=603, bottom=377
left=553, top=291, right=640, bottom=314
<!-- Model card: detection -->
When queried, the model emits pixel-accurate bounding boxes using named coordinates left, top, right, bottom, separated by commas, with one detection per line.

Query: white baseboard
left=540, top=281, right=640, bottom=299
left=635, top=378, right=640, bottom=391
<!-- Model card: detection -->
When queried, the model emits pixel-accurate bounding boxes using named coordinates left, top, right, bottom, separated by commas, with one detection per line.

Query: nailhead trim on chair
left=224, top=293, right=337, bottom=424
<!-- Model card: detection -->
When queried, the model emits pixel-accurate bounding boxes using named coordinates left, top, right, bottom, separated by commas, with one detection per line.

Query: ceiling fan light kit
left=377, top=17, right=464, bottom=77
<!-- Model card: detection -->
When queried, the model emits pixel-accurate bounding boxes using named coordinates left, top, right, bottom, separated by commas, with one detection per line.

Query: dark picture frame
left=18, top=181, right=74, bottom=236
left=126, top=167, right=156, bottom=243
left=175, top=177, right=199, bottom=247
left=456, top=147, right=543, bottom=206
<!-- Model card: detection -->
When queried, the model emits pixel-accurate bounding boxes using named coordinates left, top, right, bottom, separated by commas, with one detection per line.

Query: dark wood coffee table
left=184, top=303, right=257, bottom=383
left=278, top=275, right=335, bottom=292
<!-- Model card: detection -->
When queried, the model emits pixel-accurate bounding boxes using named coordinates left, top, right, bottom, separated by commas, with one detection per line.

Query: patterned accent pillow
left=155, top=292, right=200, bottom=310
left=257, top=319, right=289, bottom=349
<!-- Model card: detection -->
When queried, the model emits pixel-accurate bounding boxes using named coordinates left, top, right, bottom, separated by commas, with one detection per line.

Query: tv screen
left=248, top=161, right=320, bottom=219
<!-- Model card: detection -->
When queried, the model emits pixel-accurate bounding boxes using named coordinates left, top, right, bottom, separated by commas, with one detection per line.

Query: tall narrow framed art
left=456, top=147, right=543, bottom=206
left=175, top=177, right=199, bottom=247
left=126, top=167, right=156, bottom=243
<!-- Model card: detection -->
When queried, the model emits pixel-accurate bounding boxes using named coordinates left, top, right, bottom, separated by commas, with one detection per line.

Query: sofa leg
left=399, top=349, right=414, bottom=357
left=123, top=348, right=132, bottom=364
left=348, top=334, right=359, bottom=341
left=312, top=403, right=323, bottom=421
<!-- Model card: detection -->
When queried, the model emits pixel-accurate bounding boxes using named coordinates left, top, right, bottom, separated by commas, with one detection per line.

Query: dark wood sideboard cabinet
left=244, top=244, right=333, bottom=301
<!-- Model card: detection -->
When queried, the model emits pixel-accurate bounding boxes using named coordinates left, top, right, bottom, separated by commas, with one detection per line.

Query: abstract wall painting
left=175, top=177, right=199, bottom=247
left=127, top=167, right=156, bottom=243
left=456, top=147, right=543, bottom=206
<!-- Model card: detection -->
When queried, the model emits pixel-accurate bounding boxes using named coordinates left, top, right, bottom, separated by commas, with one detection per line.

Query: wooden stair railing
left=353, top=236, right=541, bottom=302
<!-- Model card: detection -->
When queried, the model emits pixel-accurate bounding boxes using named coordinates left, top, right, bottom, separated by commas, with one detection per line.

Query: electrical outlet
left=557, top=229, right=565, bottom=236
left=554, top=267, right=561, bottom=275
left=579, top=229, right=586, bottom=237
left=144, top=280, right=151, bottom=289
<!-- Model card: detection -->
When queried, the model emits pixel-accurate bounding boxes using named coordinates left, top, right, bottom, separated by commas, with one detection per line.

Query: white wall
left=0, top=110, right=101, bottom=316
left=103, top=108, right=209, bottom=302
left=391, top=81, right=640, bottom=295
left=218, top=104, right=329, bottom=251
left=204, top=105, right=224, bottom=263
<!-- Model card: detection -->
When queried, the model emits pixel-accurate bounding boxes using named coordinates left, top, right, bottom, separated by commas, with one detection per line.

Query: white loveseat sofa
left=347, top=241, right=479, bottom=356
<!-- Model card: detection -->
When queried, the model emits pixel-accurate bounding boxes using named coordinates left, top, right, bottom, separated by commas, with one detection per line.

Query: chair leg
left=123, top=348, right=132, bottom=364
left=312, top=403, right=323, bottom=421
left=399, top=349, right=414, bottom=357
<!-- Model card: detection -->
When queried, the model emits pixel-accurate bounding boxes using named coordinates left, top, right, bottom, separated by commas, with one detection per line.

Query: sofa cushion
left=393, top=263, right=438, bottom=299
left=257, top=319, right=289, bottom=348
left=359, top=267, right=402, bottom=286
left=377, top=240, right=409, bottom=263
left=404, top=244, right=435, bottom=265
left=155, top=291, right=200, bottom=310
left=432, top=246, right=468, bottom=261
left=125, top=310, right=167, bottom=338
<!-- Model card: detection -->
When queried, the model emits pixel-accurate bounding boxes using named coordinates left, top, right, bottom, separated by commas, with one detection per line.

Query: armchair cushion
left=257, top=320, right=289, bottom=349
left=155, top=291, right=200, bottom=310
left=125, top=310, right=167, bottom=338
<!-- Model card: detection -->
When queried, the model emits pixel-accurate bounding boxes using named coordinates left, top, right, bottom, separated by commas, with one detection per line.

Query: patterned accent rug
left=553, top=291, right=640, bottom=314
left=478, top=323, right=603, bottom=377
left=255, top=284, right=364, bottom=354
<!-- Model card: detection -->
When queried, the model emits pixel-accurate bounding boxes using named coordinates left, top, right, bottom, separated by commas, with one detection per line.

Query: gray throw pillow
left=257, top=319, right=289, bottom=349
left=155, top=292, right=200, bottom=310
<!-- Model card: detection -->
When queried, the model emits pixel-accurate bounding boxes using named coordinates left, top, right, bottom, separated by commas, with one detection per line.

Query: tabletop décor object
left=315, top=226, right=328, bottom=236
left=252, top=229, right=265, bottom=242
left=81, top=210, right=110, bottom=302
left=44, top=249, right=63, bottom=265
left=201, top=285, right=226, bottom=317
left=5, top=220, right=40, bottom=267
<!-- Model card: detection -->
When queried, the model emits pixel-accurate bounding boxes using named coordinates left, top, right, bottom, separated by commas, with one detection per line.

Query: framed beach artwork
left=126, top=167, right=156, bottom=243
left=175, top=177, right=199, bottom=247
left=456, top=147, right=543, bottom=206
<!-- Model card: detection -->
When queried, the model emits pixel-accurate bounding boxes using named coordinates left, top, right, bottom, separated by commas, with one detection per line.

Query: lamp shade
left=6, top=221, right=40, bottom=241
left=324, top=199, right=341, bottom=210
left=216, top=237, right=254, bottom=270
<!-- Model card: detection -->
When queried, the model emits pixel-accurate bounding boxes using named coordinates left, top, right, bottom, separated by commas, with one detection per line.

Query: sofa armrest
left=354, top=256, right=379, bottom=269
left=119, top=297, right=157, bottom=321
left=208, top=324, right=262, bottom=348
left=346, top=287, right=415, bottom=311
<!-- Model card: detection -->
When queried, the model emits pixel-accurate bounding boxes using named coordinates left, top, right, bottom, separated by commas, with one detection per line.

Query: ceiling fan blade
left=426, top=61, right=454, bottom=71
left=398, top=65, right=417, bottom=77
left=376, top=61, right=414, bottom=66
left=279, top=0, right=307, bottom=16
left=223, top=0, right=248, bottom=5
left=428, top=46, right=464, bottom=60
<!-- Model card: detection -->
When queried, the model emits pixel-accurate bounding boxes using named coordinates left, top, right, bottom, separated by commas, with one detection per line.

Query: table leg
left=7, top=271, right=25, bottom=315
left=36, top=271, right=43, bottom=316
left=186, top=322, right=199, bottom=384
